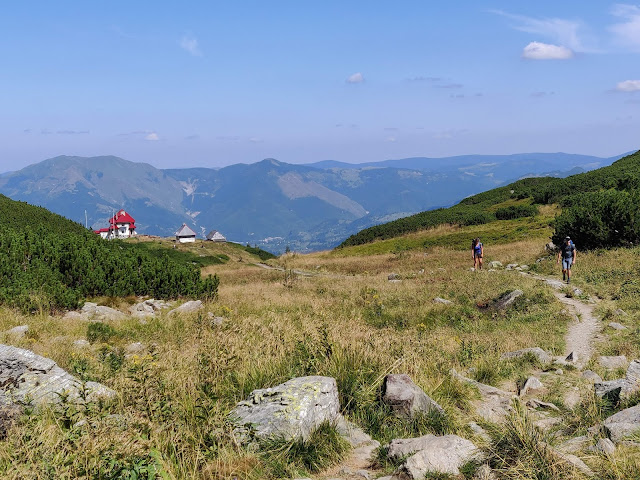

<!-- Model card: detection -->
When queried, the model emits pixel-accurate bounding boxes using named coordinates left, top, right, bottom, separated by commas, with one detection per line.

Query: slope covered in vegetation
left=339, top=150, right=640, bottom=250
left=0, top=195, right=219, bottom=312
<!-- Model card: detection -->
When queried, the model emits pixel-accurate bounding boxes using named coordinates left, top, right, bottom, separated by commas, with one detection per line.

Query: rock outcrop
left=381, top=374, right=444, bottom=418
left=230, top=376, right=340, bottom=442
left=501, top=347, right=552, bottom=365
left=451, top=370, right=515, bottom=422
left=0, top=344, right=115, bottom=407
left=494, top=290, right=524, bottom=309
left=168, top=300, right=203, bottom=316
left=604, top=403, right=640, bottom=443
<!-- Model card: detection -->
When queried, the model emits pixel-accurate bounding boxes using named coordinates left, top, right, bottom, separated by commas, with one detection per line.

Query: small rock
left=563, top=388, right=582, bottom=409
left=615, top=309, right=628, bottom=317
left=72, top=339, right=90, bottom=349
left=520, top=377, right=544, bottom=397
left=599, top=355, right=628, bottom=370
left=168, top=300, right=203, bottom=316
left=582, top=370, right=603, bottom=383
left=608, top=322, right=627, bottom=331
left=418, top=269, right=425, bottom=274
left=595, top=379, right=626, bottom=402
left=572, top=288, right=583, bottom=296
left=520, top=265, right=529, bottom=270
left=5, top=325, right=28, bottom=338
left=468, top=422, right=491, bottom=442
left=382, top=374, right=445, bottom=418
left=433, top=297, right=453, bottom=305
left=565, top=351, right=577, bottom=363
left=526, top=398, right=560, bottom=411
left=488, top=261, right=503, bottom=269
left=558, top=435, right=591, bottom=453
left=474, top=463, right=497, bottom=480
left=501, top=347, right=552, bottom=365
left=555, top=369, right=564, bottom=375
left=125, top=342, right=145, bottom=354
left=494, top=290, right=524, bottom=309
left=553, top=450, right=595, bottom=477
left=355, top=470, right=371, bottom=480
left=207, top=312, right=225, bottom=326
left=545, top=242, right=557, bottom=253
left=592, top=438, right=615, bottom=455
left=506, top=263, right=518, bottom=270
left=389, top=279, right=402, bottom=284
left=388, top=273, right=400, bottom=280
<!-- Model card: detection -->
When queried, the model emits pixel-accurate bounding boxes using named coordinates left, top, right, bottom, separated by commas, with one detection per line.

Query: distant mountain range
left=0, top=152, right=628, bottom=253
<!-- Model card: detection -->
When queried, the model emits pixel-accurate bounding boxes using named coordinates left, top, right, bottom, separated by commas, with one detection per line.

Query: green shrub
left=87, top=322, right=118, bottom=344
left=495, top=204, right=538, bottom=220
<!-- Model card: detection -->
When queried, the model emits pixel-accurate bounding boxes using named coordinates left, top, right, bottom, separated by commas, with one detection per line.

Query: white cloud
left=522, top=42, right=574, bottom=59
left=616, top=79, right=640, bottom=91
left=180, top=34, right=202, bottom=56
left=609, top=4, right=640, bottom=50
left=493, top=10, right=595, bottom=52
left=346, top=72, right=364, bottom=84
left=384, top=136, right=397, bottom=142
left=145, top=132, right=159, bottom=141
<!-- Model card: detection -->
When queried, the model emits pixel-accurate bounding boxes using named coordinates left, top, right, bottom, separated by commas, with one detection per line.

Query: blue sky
left=2, top=1, right=640, bottom=169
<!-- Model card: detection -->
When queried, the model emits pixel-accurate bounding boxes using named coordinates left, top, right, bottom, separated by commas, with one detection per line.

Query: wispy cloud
left=406, top=76, right=443, bottom=82
left=492, top=9, right=591, bottom=52
left=522, top=41, right=574, bottom=60
left=530, top=91, right=555, bottom=98
left=57, top=130, right=89, bottom=135
left=436, top=83, right=464, bottom=89
left=616, top=79, right=640, bottom=92
left=346, top=72, right=364, bottom=84
left=609, top=4, right=640, bottom=50
left=145, top=132, right=159, bottom=141
left=180, top=34, right=202, bottom=56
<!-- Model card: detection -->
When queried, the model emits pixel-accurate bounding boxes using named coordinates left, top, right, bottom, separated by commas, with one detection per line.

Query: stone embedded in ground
left=433, top=297, right=453, bottom=305
left=591, top=438, right=615, bottom=455
left=494, top=289, right=524, bottom=309
left=552, top=449, right=595, bottom=477
left=388, top=273, right=400, bottom=280
left=207, top=312, right=225, bottom=326
left=599, top=355, right=628, bottom=370
left=72, top=339, right=90, bottom=349
left=168, top=300, right=203, bottom=316
left=382, top=374, right=445, bottom=418
left=451, top=369, right=515, bottom=423
left=604, top=403, right=640, bottom=443
left=546, top=242, right=557, bottom=252
left=386, top=434, right=480, bottom=478
left=572, top=288, right=583, bottom=296
left=594, top=379, right=626, bottom=403
left=5, top=325, right=28, bottom=338
left=129, top=299, right=172, bottom=318
left=81, top=302, right=126, bottom=321
left=125, top=342, right=145, bottom=354
left=0, top=344, right=115, bottom=407
left=505, top=264, right=518, bottom=270
left=335, top=415, right=378, bottom=450
left=468, top=422, right=491, bottom=442
left=526, top=398, right=560, bottom=411
left=558, top=435, right=591, bottom=454
left=474, top=464, right=498, bottom=480
left=615, top=309, right=628, bottom=317
left=563, top=387, right=583, bottom=409
left=608, top=322, right=627, bottom=331
left=500, top=347, right=552, bottom=365
left=565, top=351, right=577, bottom=363
left=520, top=265, right=529, bottom=270
left=582, top=370, right=603, bottom=383
left=519, top=376, right=543, bottom=397
left=230, top=376, right=340, bottom=442
left=488, top=261, right=503, bottom=268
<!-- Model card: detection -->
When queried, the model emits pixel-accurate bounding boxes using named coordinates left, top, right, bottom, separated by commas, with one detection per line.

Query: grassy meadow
left=0, top=217, right=639, bottom=479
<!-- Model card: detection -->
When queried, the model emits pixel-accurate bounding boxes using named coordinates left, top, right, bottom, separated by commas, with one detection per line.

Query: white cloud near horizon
left=346, top=72, right=364, bottom=84
left=616, top=79, right=640, bottom=91
left=609, top=4, right=640, bottom=50
left=145, top=132, right=159, bottom=141
left=522, top=42, right=574, bottom=59
left=180, top=34, right=202, bottom=56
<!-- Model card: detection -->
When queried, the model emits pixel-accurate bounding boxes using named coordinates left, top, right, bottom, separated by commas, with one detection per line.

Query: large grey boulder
left=488, top=261, right=503, bottom=269
left=387, top=434, right=480, bottom=478
left=501, top=347, right=552, bottom=365
left=0, top=344, right=115, bottom=406
left=494, top=290, right=523, bottom=309
left=81, top=302, right=126, bottom=321
left=382, top=374, right=444, bottom=418
left=595, top=360, right=640, bottom=402
left=168, top=300, right=203, bottom=316
left=230, top=376, right=340, bottom=442
left=604, top=403, right=640, bottom=443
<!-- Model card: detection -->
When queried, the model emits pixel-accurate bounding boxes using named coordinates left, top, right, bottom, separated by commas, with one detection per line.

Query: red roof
left=94, top=227, right=110, bottom=234
left=109, top=209, right=136, bottom=225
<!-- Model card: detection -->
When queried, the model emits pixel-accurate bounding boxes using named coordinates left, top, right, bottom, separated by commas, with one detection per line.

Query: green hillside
left=339, top=150, right=640, bottom=250
left=0, top=195, right=219, bottom=312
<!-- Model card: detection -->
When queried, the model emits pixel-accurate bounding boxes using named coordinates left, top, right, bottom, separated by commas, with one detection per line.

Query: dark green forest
left=339, top=150, right=640, bottom=250
left=0, top=195, right=218, bottom=312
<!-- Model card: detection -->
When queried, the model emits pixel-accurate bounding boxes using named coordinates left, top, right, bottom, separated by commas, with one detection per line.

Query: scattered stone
left=418, top=269, right=425, bottom=274
left=599, top=355, right=628, bottom=370
left=546, top=242, right=557, bottom=253
left=0, top=405, right=21, bottom=440
left=381, top=374, right=444, bottom=418
left=591, top=438, right=615, bottom=455
left=519, top=377, right=543, bottom=397
left=335, top=415, right=378, bottom=449
left=582, top=370, right=602, bottom=383
left=572, top=288, right=583, bottom=296
left=501, top=347, right=552, bottom=365
left=451, top=369, right=515, bottom=422
left=558, top=435, right=591, bottom=454
left=81, top=302, right=126, bottom=322
left=168, top=300, right=203, bottom=316
left=520, top=265, right=529, bottom=271
left=470, top=267, right=476, bottom=272
left=355, top=470, right=371, bottom=480
left=494, top=289, right=524, bottom=309
left=63, top=311, right=86, bottom=321
left=124, top=342, right=145, bottom=355
left=555, top=369, right=564, bottom=375
left=526, top=398, right=560, bottom=411
left=468, top=422, right=491, bottom=442
left=230, top=376, right=340, bottom=442
left=615, top=309, right=628, bottom=317
left=515, top=266, right=523, bottom=271
left=505, top=264, right=518, bottom=270
left=388, top=273, right=400, bottom=280
left=488, top=261, right=503, bottom=269
left=72, top=339, right=90, bottom=349
left=553, top=450, right=595, bottom=477
left=604, top=403, right=640, bottom=443
left=129, top=299, right=172, bottom=318
left=608, top=322, right=627, bottom=331
left=387, top=434, right=480, bottom=477
left=534, top=415, right=563, bottom=431
left=0, top=344, right=115, bottom=407
left=565, top=351, right=577, bottom=363
left=5, top=325, right=28, bottom=339
left=433, top=297, right=453, bottom=305
left=474, top=464, right=497, bottom=480
left=207, top=312, right=225, bottom=326
left=595, top=379, right=626, bottom=403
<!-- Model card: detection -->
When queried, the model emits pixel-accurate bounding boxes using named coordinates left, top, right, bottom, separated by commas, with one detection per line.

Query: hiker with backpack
left=471, top=237, right=483, bottom=270
left=557, top=236, right=577, bottom=283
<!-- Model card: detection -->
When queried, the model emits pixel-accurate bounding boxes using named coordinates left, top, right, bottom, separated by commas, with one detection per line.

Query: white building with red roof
left=94, top=209, right=137, bottom=239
